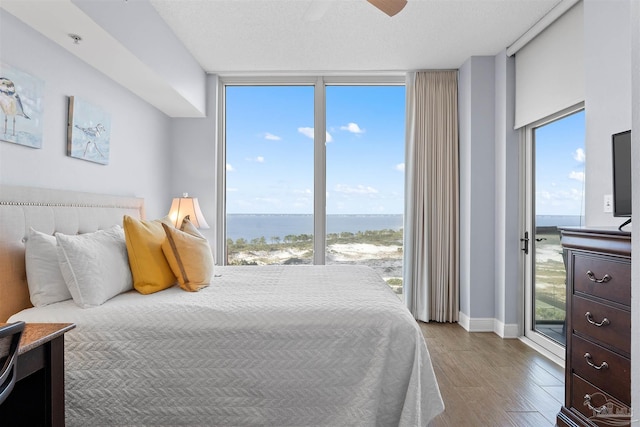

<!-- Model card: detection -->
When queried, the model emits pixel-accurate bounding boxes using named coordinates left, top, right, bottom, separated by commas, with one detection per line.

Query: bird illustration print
left=0, top=77, right=30, bottom=136
left=74, top=123, right=107, bottom=159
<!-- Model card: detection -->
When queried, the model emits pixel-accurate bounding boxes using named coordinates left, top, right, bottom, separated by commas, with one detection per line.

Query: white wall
left=459, top=53, right=521, bottom=336
left=169, top=75, right=219, bottom=249
left=0, top=11, right=172, bottom=219
left=458, top=62, right=472, bottom=318
left=584, top=0, right=632, bottom=227
left=73, top=0, right=207, bottom=116
left=494, top=50, right=521, bottom=334
left=458, top=56, right=497, bottom=326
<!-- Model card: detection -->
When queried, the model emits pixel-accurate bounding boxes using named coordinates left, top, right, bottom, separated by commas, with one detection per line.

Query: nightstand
left=0, top=322, right=75, bottom=427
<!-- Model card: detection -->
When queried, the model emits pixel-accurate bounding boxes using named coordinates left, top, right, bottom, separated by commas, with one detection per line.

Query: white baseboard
left=458, top=312, right=494, bottom=332
left=458, top=311, right=520, bottom=338
left=493, top=319, right=521, bottom=338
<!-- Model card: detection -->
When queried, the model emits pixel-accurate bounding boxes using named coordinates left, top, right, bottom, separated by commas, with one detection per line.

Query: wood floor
left=420, top=322, right=564, bottom=427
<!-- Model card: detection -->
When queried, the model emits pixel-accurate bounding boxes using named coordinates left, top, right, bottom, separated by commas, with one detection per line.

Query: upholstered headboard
left=0, top=185, right=144, bottom=321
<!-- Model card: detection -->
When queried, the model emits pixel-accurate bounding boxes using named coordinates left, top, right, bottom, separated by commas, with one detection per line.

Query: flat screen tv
left=612, top=130, right=632, bottom=230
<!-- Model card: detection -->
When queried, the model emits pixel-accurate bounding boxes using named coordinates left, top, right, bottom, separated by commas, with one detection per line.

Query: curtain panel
left=403, top=71, right=459, bottom=323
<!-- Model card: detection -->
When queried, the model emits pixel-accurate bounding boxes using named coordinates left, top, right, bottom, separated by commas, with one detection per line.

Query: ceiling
left=1, top=0, right=564, bottom=116
left=149, top=0, right=562, bottom=73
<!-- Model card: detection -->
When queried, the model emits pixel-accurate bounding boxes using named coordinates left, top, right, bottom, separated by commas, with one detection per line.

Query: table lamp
left=168, top=193, right=210, bottom=229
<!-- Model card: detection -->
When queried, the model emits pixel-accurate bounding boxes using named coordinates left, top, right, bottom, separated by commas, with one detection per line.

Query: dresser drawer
left=572, top=254, right=630, bottom=306
left=571, top=295, right=630, bottom=355
left=571, top=334, right=630, bottom=405
left=571, top=374, right=631, bottom=426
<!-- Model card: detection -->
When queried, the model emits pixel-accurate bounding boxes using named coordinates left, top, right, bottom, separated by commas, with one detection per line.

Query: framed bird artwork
left=0, top=62, right=44, bottom=148
left=67, top=96, right=111, bottom=165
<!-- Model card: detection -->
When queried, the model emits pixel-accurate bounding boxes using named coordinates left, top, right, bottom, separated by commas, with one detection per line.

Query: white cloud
left=298, top=127, right=314, bottom=139
left=537, top=187, right=584, bottom=206
left=573, top=148, right=586, bottom=162
left=226, top=163, right=235, bottom=172
left=340, top=122, right=365, bottom=134
left=537, top=190, right=551, bottom=201
left=395, top=163, right=405, bottom=172
left=326, top=131, right=333, bottom=143
left=264, top=132, right=281, bottom=141
left=293, top=188, right=312, bottom=195
left=569, top=171, right=585, bottom=182
left=334, top=184, right=379, bottom=194
left=244, top=156, right=265, bottom=163
left=227, top=187, right=238, bottom=192
left=298, top=127, right=333, bottom=143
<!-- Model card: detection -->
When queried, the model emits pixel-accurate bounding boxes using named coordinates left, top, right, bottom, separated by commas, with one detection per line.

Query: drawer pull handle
left=584, top=353, right=609, bottom=370
left=585, top=312, right=610, bottom=327
left=586, top=270, right=611, bottom=283
left=583, top=394, right=608, bottom=414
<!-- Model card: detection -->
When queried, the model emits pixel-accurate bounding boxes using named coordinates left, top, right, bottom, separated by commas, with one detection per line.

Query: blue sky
left=225, top=85, right=585, bottom=217
left=225, top=85, right=406, bottom=214
left=535, top=109, right=585, bottom=216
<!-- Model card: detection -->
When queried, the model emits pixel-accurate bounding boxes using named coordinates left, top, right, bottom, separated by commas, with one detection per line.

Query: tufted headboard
left=0, top=185, right=144, bottom=321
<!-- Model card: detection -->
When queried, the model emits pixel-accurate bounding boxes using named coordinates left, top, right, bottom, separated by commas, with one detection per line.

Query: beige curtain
left=403, top=71, right=459, bottom=323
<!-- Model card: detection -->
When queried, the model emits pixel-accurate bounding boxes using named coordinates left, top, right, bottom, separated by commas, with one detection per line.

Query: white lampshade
left=168, top=193, right=210, bottom=229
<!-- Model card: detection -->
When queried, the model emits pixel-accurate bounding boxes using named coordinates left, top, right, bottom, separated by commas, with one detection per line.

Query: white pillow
left=25, top=228, right=72, bottom=307
left=56, top=226, right=133, bottom=308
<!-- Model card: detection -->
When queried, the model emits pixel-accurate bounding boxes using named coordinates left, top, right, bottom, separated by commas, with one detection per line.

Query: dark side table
left=0, top=323, right=75, bottom=426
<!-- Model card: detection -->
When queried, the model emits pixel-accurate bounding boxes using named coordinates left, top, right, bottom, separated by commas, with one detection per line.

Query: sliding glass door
left=523, top=107, right=585, bottom=357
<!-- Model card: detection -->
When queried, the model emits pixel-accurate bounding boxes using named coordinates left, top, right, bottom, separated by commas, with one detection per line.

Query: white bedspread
left=10, top=265, right=444, bottom=426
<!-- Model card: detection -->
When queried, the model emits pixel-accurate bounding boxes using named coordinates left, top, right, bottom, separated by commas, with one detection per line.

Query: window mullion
left=313, top=77, right=326, bottom=265
left=216, top=80, right=227, bottom=266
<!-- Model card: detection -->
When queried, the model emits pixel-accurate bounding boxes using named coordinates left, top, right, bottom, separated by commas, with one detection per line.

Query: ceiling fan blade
left=367, top=0, right=407, bottom=17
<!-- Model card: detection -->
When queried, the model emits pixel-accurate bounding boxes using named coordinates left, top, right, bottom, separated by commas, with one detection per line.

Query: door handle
left=520, top=231, right=529, bottom=255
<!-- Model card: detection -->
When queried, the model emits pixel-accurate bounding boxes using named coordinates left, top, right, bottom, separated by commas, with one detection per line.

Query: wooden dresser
left=557, top=228, right=631, bottom=427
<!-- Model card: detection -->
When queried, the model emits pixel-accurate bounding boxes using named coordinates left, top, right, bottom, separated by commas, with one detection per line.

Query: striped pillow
left=161, top=217, right=214, bottom=292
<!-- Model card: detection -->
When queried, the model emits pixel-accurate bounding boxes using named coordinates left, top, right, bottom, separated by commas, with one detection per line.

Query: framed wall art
left=0, top=62, right=44, bottom=148
left=67, top=96, right=111, bottom=165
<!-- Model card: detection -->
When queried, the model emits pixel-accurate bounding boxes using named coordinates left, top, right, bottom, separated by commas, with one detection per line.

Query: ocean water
left=227, top=214, right=403, bottom=242
left=535, top=215, right=584, bottom=227
left=226, top=214, right=585, bottom=242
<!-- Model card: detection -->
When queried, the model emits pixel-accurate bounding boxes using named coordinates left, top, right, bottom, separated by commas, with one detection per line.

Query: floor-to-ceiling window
left=225, top=85, right=315, bottom=265
left=524, top=106, right=585, bottom=358
left=325, top=85, right=405, bottom=294
left=223, top=77, right=405, bottom=292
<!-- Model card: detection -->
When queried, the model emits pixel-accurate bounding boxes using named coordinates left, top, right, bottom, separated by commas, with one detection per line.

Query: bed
left=0, top=185, right=444, bottom=426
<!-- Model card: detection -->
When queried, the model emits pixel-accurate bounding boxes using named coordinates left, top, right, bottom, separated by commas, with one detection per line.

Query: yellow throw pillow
left=123, top=215, right=176, bottom=294
left=161, top=217, right=214, bottom=292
